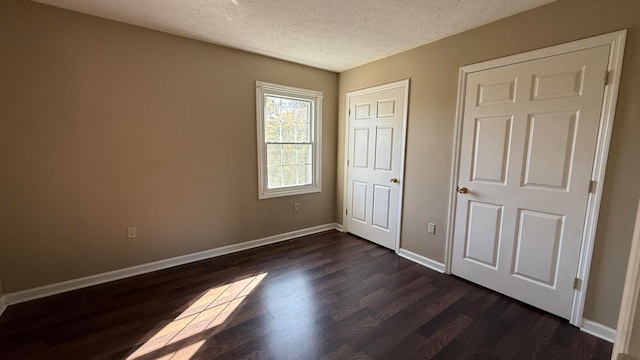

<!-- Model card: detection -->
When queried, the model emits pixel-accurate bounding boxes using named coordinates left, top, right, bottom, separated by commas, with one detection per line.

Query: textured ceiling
left=34, top=0, right=555, bottom=72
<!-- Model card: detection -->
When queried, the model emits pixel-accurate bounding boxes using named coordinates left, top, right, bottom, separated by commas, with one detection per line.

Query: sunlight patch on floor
left=126, top=272, right=268, bottom=360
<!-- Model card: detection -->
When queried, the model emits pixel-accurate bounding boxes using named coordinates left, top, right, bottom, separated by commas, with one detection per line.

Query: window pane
left=297, top=144, right=311, bottom=165
left=280, top=98, right=295, bottom=109
left=282, top=144, right=297, bottom=165
left=294, top=103, right=310, bottom=123
left=281, top=122, right=296, bottom=142
left=297, top=165, right=311, bottom=185
left=266, top=144, right=282, bottom=166
left=296, top=122, right=310, bottom=142
left=265, top=96, right=280, bottom=122
left=280, top=99, right=296, bottom=122
left=265, top=121, right=281, bottom=142
left=267, top=166, right=282, bottom=188
left=282, top=166, right=297, bottom=186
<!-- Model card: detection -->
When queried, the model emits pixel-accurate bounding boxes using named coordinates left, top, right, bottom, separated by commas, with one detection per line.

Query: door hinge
left=349, top=109, right=351, bottom=116
left=347, top=159, right=350, bottom=166
left=574, top=277, right=582, bottom=291
left=589, top=180, right=597, bottom=193
left=604, top=70, right=611, bottom=85
left=345, top=209, right=348, bottom=215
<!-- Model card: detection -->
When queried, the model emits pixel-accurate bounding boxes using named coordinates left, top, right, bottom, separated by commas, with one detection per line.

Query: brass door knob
left=390, top=178, right=399, bottom=183
left=457, top=187, right=468, bottom=194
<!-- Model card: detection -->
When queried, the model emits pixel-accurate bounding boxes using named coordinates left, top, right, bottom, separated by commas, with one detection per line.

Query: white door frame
left=444, top=30, right=627, bottom=326
left=343, top=79, right=410, bottom=253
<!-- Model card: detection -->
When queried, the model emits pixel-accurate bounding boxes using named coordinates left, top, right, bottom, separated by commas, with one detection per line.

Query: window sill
left=259, top=186, right=321, bottom=199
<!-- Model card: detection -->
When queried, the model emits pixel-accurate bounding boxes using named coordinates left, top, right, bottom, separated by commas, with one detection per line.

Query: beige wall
left=338, top=0, right=640, bottom=328
left=0, top=1, right=338, bottom=293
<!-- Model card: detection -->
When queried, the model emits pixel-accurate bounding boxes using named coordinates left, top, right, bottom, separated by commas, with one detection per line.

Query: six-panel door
left=452, top=45, right=610, bottom=319
left=346, top=85, right=406, bottom=250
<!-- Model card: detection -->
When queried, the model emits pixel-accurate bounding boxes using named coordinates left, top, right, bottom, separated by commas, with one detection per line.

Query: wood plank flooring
left=0, top=231, right=613, bottom=359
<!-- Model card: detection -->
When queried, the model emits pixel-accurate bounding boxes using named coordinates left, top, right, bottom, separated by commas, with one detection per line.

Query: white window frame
left=256, top=81, right=323, bottom=199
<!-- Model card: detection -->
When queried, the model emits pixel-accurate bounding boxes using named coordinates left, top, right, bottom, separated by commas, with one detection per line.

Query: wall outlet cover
left=127, top=227, right=137, bottom=239
left=428, top=223, right=436, bottom=235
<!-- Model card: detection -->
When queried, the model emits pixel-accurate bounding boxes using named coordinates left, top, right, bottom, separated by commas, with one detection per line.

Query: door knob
left=457, top=187, right=468, bottom=194
left=390, top=178, right=399, bottom=183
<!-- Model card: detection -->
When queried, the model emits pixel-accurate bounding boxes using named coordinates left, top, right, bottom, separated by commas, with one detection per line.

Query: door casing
left=445, top=30, right=627, bottom=327
left=343, top=79, right=410, bottom=253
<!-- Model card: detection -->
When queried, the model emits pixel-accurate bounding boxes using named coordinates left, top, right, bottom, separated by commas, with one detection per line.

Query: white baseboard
left=398, top=248, right=445, bottom=273
left=335, top=223, right=344, bottom=232
left=4, top=223, right=341, bottom=306
left=581, top=319, right=616, bottom=343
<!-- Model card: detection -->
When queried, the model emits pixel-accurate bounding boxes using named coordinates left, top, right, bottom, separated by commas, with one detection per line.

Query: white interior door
left=452, top=45, right=610, bottom=319
left=345, top=81, right=408, bottom=250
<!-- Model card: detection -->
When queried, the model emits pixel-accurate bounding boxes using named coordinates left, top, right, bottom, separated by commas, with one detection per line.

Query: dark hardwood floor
left=0, top=231, right=612, bottom=359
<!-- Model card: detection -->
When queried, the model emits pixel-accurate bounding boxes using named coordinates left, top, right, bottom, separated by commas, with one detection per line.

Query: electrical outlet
left=127, top=227, right=137, bottom=239
left=428, top=223, right=436, bottom=235
left=293, top=203, right=300, bottom=212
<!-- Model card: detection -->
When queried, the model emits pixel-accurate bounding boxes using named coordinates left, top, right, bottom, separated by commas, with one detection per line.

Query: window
left=256, top=81, right=322, bottom=199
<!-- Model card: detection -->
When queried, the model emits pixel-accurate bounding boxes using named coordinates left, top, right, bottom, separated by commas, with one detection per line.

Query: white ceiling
left=34, top=0, right=555, bottom=72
